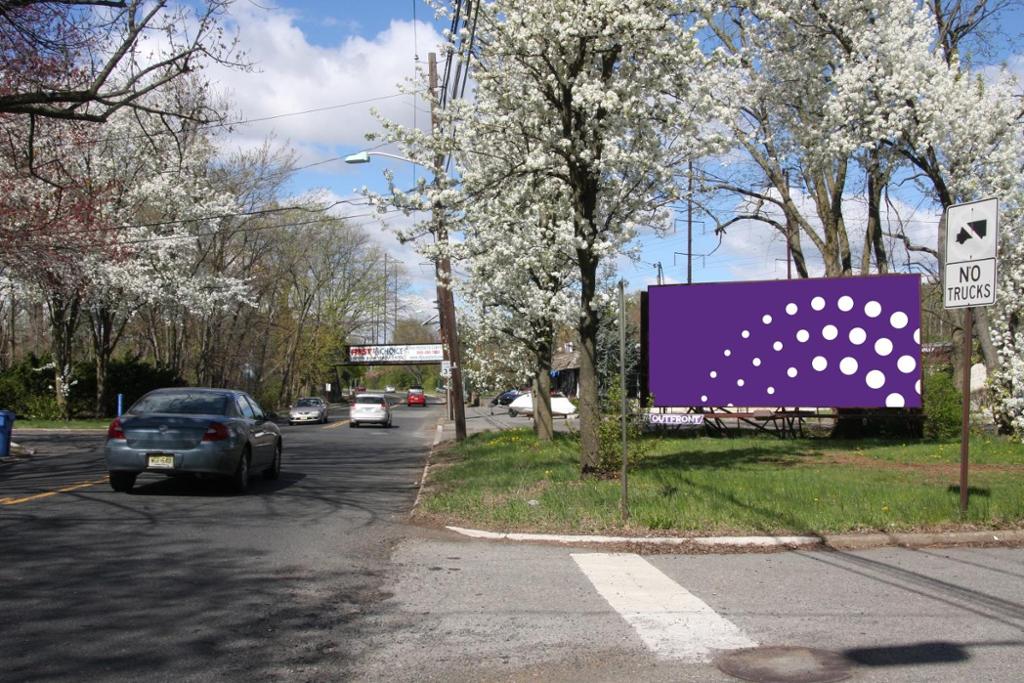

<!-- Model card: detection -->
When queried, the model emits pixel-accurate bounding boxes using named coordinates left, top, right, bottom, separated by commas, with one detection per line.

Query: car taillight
left=107, top=418, right=125, bottom=440
left=202, top=422, right=230, bottom=441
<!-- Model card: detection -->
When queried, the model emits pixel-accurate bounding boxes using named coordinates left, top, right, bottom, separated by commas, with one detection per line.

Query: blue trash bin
left=0, top=410, right=14, bottom=458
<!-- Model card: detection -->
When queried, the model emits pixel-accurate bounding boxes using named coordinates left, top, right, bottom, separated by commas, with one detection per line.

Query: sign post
left=943, top=198, right=999, bottom=515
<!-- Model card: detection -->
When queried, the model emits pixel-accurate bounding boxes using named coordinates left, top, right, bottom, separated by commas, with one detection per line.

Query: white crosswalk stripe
left=572, top=552, right=756, bottom=662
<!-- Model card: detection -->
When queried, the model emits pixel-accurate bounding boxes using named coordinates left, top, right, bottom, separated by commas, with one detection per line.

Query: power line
left=25, top=92, right=420, bottom=151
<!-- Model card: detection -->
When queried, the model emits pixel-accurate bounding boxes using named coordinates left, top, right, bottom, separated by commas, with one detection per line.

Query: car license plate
left=147, top=454, right=174, bottom=469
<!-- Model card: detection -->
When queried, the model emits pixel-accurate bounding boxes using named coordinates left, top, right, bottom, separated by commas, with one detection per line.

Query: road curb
left=444, top=525, right=1024, bottom=551
left=411, top=423, right=446, bottom=512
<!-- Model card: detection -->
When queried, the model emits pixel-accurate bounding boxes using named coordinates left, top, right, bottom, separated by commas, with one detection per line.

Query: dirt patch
left=807, top=450, right=1024, bottom=480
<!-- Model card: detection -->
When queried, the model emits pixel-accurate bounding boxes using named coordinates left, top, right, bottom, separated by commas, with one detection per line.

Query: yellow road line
left=321, top=419, right=350, bottom=430
left=0, top=477, right=109, bottom=506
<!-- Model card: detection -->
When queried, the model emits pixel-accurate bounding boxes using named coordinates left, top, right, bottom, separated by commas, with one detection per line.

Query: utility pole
left=429, top=52, right=467, bottom=441
left=382, top=253, right=388, bottom=345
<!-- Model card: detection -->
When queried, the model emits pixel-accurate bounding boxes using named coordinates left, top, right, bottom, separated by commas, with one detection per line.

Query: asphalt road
left=3, top=401, right=1024, bottom=683
left=0, top=400, right=438, bottom=682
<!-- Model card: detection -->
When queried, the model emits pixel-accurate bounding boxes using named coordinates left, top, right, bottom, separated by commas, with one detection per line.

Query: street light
left=345, top=136, right=468, bottom=442
left=344, top=151, right=423, bottom=165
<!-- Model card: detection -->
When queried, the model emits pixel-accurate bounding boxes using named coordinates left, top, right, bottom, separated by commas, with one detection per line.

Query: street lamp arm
left=344, top=150, right=425, bottom=166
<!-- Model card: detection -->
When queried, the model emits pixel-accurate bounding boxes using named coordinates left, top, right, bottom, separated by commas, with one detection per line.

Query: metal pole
left=619, top=280, right=629, bottom=521
left=960, top=307, right=973, bottom=515
left=687, top=161, right=693, bottom=285
left=429, top=52, right=467, bottom=441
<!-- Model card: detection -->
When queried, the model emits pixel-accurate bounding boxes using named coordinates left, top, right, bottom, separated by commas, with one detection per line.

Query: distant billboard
left=644, top=275, right=922, bottom=409
left=344, top=344, right=444, bottom=365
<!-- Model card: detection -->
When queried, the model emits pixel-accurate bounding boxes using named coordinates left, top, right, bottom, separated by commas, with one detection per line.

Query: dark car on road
left=491, top=389, right=522, bottom=406
left=105, top=388, right=282, bottom=494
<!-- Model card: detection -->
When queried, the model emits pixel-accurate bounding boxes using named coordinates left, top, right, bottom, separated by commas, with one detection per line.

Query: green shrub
left=21, top=393, right=62, bottom=420
left=923, top=370, right=961, bottom=440
left=592, top=380, right=652, bottom=474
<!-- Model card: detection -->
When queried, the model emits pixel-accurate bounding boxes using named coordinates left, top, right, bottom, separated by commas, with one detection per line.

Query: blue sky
left=207, top=2, right=1024, bottom=310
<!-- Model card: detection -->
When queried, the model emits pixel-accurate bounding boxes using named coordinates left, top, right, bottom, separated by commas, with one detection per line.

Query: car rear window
left=132, top=392, right=229, bottom=415
left=355, top=395, right=386, bottom=405
left=408, top=388, right=424, bottom=395
left=295, top=398, right=321, bottom=407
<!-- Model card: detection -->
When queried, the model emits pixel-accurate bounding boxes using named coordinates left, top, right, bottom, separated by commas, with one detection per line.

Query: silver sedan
left=105, top=388, right=282, bottom=494
left=349, top=393, right=392, bottom=428
left=288, top=396, right=328, bottom=424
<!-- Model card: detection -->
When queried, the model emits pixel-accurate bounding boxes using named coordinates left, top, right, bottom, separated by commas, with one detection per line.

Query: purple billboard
left=645, top=275, right=922, bottom=409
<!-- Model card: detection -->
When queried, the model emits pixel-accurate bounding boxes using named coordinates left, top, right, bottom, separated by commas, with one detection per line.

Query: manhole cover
left=716, top=646, right=851, bottom=683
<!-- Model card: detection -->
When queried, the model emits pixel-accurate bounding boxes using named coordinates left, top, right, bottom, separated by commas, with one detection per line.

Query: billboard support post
left=959, top=307, right=973, bottom=515
left=619, top=280, right=629, bottom=521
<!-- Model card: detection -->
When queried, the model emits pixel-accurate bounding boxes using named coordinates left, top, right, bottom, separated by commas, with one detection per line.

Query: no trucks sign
left=944, top=198, right=998, bottom=309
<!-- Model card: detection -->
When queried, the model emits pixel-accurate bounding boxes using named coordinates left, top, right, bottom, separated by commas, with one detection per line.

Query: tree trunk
left=46, top=292, right=81, bottom=421
left=577, top=255, right=600, bottom=473
left=89, top=307, right=114, bottom=417
left=533, top=358, right=554, bottom=443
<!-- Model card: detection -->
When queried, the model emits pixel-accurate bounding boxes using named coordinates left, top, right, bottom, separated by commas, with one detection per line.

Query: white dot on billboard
left=875, top=338, right=893, bottom=356
left=838, top=295, right=854, bottom=311
left=886, top=393, right=905, bottom=408
left=787, top=367, right=798, bottom=378
left=915, top=380, right=921, bottom=395
left=822, top=324, right=838, bottom=340
left=724, top=349, right=732, bottom=357
left=849, top=327, right=866, bottom=345
left=773, top=341, right=783, bottom=351
left=767, top=386, right=775, bottom=395
left=742, top=329, right=750, bottom=339
left=727, top=403, right=734, bottom=407
left=890, top=311, right=909, bottom=329
left=753, top=357, right=762, bottom=367
left=812, top=356, right=827, bottom=371
left=737, top=379, right=745, bottom=387
left=710, top=370, right=718, bottom=379
left=914, top=328, right=920, bottom=344
left=811, top=296, right=825, bottom=311
left=786, top=303, right=798, bottom=315
left=762, top=314, right=773, bottom=325
left=701, top=395, right=708, bottom=402
left=865, top=300, right=882, bottom=318
left=796, top=329, right=810, bottom=343
left=897, top=355, right=916, bottom=373
left=866, top=370, right=886, bottom=389
left=840, top=357, right=858, bottom=375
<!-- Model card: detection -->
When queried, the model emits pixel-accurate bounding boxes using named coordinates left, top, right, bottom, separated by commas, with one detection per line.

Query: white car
left=508, top=393, right=577, bottom=418
left=349, top=393, right=392, bottom=428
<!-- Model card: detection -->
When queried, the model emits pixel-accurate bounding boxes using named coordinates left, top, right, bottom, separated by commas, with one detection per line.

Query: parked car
left=407, top=386, right=426, bottom=407
left=385, top=385, right=396, bottom=393
left=349, top=393, right=392, bottom=428
left=508, top=392, right=577, bottom=418
left=104, top=388, right=281, bottom=494
left=490, top=389, right=522, bottom=406
left=288, top=397, right=328, bottom=425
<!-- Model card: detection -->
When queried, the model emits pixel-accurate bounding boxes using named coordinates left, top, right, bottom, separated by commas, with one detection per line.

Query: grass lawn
left=417, top=429, right=1024, bottom=536
left=13, top=418, right=112, bottom=430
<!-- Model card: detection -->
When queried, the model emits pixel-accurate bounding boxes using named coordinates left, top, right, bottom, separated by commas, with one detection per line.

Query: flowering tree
left=369, top=0, right=724, bottom=469
left=0, top=91, right=248, bottom=417
left=0, top=1, right=239, bottom=125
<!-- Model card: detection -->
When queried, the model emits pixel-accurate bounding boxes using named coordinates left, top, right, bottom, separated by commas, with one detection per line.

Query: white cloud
left=208, top=7, right=442, bottom=156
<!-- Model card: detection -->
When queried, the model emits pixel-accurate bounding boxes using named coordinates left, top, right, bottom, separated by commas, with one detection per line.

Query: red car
left=407, top=387, right=426, bottom=407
